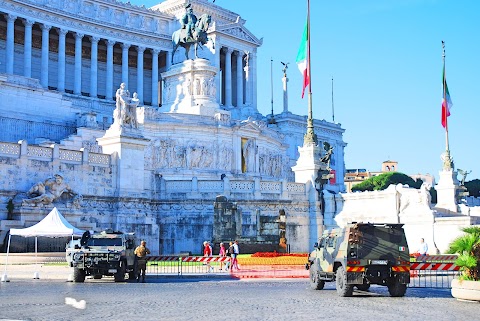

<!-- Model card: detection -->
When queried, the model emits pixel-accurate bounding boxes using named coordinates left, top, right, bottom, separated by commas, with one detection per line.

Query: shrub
left=447, top=226, right=480, bottom=281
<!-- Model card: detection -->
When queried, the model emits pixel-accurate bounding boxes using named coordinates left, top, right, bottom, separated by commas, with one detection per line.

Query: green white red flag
left=441, top=65, right=452, bottom=128
left=296, top=22, right=309, bottom=98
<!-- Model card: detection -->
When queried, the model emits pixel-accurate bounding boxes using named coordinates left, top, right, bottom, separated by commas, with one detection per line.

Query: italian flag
left=441, top=65, right=453, bottom=128
left=296, top=22, right=309, bottom=98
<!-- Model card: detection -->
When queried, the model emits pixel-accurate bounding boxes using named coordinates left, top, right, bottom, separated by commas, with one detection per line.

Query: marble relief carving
left=145, top=139, right=233, bottom=171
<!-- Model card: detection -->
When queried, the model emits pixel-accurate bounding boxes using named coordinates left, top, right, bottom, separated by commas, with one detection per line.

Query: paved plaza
left=1, top=264, right=480, bottom=321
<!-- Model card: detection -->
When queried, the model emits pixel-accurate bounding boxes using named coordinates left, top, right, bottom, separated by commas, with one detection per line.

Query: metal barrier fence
left=408, top=254, right=460, bottom=289
left=146, top=256, right=231, bottom=276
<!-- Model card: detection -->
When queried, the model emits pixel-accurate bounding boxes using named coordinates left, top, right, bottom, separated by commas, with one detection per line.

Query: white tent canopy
left=1, top=207, right=84, bottom=282
left=10, top=207, right=84, bottom=237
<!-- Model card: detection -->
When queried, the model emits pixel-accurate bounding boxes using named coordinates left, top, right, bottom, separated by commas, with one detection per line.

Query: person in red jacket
left=203, top=241, right=213, bottom=272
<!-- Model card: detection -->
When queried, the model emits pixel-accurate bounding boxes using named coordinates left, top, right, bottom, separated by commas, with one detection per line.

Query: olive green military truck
left=306, top=222, right=410, bottom=297
left=66, top=229, right=136, bottom=283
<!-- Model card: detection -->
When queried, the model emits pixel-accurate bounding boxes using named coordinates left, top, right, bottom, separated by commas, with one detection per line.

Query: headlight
left=73, top=253, right=84, bottom=260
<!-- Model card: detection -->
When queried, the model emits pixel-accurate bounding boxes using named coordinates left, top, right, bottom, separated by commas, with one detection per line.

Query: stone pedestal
left=435, top=169, right=459, bottom=213
left=160, top=59, right=220, bottom=117
left=97, top=131, right=150, bottom=198
left=291, top=143, right=322, bottom=187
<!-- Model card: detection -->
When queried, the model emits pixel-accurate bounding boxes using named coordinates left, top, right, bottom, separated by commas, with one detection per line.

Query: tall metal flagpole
left=304, top=0, right=317, bottom=145
left=442, top=41, right=452, bottom=170
left=269, top=57, right=276, bottom=124
left=331, top=76, right=335, bottom=123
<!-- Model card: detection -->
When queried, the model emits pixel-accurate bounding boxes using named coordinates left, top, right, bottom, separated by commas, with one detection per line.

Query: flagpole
left=304, top=0, right=317, bottom=145
left=442, top=41, right=452, bottom=170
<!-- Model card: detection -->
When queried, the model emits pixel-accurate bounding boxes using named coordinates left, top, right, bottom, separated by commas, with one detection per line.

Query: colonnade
left=1, top=13, right=172, bottom=106
left=1, top=12, right=257, bottom=110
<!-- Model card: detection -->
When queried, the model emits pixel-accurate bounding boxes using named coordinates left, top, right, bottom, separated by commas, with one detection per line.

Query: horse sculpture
left=171, top=13, right=213, bottom=64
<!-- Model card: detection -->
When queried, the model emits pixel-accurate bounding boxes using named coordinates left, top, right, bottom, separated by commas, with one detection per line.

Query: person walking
left=218, top=242, right=226, bottom=271
left=134, top=240, right=150, bottom=283
left=226, top=241, right=234, bottom=271
left=230, top=240, right=240, bottom=271
left=203, top=241, right=213, bottom=272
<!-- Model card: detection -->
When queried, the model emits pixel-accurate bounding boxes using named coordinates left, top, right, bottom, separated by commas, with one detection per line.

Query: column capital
left=107, top=39, right=116, bottom=47
left=42, top=24, right=51, bottom=31
left=7, top=14, right=17, bottom=22
left=75, top=32, right=84, bottom=39
left=90, top=36, right=100, bottom=43
left=137, top=46, right=146, bottom=53
left=222, top=47, right=233, bottom=55
left=23, top=19, right=34, bottom=27
left=152, top=48, right=160, bottom=56
left=121, top=43, right=131, bottom=50
left=234, top=50, right=244, bottom=58
left=58, top=28, right=68, bottom=37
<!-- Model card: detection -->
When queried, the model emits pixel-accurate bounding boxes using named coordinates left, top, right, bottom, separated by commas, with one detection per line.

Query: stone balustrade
left=163, top=177, right=306, bottom=201
left=0, top=141, right=110, bottom=166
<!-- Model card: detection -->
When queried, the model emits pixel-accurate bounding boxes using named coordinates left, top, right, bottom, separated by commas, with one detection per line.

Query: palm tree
left=447, top=227, right=480, bottom=281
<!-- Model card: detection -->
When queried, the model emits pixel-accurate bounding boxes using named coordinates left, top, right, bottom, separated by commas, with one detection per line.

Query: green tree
left=352, top=172, right=423, bottom=192
left=465, top=179, right=480, bottom=198
left=447, top=227, right=480, bottom=281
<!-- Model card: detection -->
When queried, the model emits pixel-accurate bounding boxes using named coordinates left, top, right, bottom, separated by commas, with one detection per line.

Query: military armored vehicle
left=306, top=222, right=410, bottom=297
left=66, top=229, right=136, bottom=283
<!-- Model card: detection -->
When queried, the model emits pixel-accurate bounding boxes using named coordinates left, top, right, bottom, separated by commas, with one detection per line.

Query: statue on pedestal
left=114, top=83, right=140, bottom=129
left=171, top=3, right=213, bottom=63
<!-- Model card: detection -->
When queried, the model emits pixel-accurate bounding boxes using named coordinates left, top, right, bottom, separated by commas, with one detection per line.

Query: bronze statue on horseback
left=171, top=3, right=214, bottom=64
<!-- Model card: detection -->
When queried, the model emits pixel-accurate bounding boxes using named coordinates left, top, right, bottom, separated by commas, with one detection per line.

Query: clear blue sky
left=128, top=0, right=480, bottom=181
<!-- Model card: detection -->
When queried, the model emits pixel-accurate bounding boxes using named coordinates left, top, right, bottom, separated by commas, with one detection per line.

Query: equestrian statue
left=171, top=3, right=213, bottom=64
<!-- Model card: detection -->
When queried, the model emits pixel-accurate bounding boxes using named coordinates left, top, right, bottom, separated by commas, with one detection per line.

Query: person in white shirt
left=418, top=238, right=428, bottom=256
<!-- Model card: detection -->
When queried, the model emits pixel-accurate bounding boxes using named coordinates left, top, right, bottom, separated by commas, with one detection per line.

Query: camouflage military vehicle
left=306, top=222, right=410, bottom=297
left=66, top=229, right=136, bottom=283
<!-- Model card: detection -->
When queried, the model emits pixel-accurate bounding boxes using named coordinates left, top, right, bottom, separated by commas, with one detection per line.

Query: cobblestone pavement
left=1, top=275, right=480, bottom=321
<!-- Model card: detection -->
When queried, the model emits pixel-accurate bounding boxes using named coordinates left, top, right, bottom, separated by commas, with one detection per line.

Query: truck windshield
left=87, top=238, right=122, bottom=246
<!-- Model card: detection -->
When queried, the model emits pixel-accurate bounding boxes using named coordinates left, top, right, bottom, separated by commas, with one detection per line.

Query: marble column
left=236, top=51, right=243, bottom=107
left=151, top=49, right=159, bottom=107
left=6, top=14, right=17, bottom=75
left=243, top=51, right=251, bottom=106
left=57, top=29, right=68, bottom=92
left=165, top=51, right=172, bottom=70
left=106, top=40, right=115, bottom=100
left=74, top=32, right=84, bottom=95
left=282, top=74, right=289, bottom=113
left=121, top=43, right=130, bottom=89
left=251, top=51, right=257, bottom=108
left=23, top=19, right=34, bottom=78
left=214, top=44, right=221, bottom=103
left=90, top=36, right=99, bottom=98
left=136, top=46, right=145, bottom=104
left=224, top=47, right=233, bottom=108
left=40, top=24, right=51, bottom=88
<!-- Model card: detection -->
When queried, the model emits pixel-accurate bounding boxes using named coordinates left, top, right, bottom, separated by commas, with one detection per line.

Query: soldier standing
left=134, top=240, right=150, bottom=283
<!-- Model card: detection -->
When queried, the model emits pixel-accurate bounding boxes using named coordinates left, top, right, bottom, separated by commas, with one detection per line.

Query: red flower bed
left=252, top=252, right=308, bottom=258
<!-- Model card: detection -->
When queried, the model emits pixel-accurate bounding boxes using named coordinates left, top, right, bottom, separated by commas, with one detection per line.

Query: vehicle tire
left=388, top=279, right=407, bottom=297
left=93, top=275, right=102, bottom=280
left=309, top=264, right=325, bottom=290
left=356, top=284, right=370, bottom=291
left=114, top=264, right=126, bottom=282
left=335, top=266, right=353, bottom=297
left=73, top=267, right=85, bottom=283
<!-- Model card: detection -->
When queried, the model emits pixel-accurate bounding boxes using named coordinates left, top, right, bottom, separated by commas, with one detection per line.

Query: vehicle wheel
left=73, top=267, right=85, bottom=283
left=388, top=279, right=407, bottom=297
left=335, top=266, right=353, bottom=297
left=309, top=264, right=325, bottom=290
left=114, top=264, right=126, bottom=282
left=356, top=284, right=370, bottom=291
left=93, top=275, right=102, bottom=280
